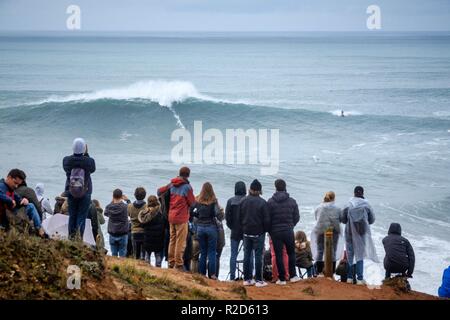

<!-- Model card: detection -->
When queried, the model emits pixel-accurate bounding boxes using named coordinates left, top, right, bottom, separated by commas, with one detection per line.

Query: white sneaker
left=317, top=273, right=325, bottom=278
left=290, top=276, right=301, bottom=283
left=255, top=281, right=268, bottom=287
left=276, top=280, right=287, bottom=285
left=243, top=280, right=254, bottom=286
left=347, top=279, right=354, bottom=284
left=250, top=279, right=256, bottom=285
left=356, top=279, right=367, bottom=286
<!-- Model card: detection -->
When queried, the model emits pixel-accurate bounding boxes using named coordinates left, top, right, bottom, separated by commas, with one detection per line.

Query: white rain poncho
left=310, top=202, right=345, bottom=262
left=35, top=183, right=53, bottom=218
left=343, top=197, right=379, bottom=263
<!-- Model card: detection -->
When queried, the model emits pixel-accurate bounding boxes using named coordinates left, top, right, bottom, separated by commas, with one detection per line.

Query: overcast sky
left=1, top=0, right=449, bottom=32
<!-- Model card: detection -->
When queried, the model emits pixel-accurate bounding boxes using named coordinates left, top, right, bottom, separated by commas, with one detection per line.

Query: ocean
left=0, top=31, right=449, bottom=295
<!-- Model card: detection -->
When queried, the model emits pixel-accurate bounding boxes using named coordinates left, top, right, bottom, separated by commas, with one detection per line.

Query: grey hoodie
left=105, top=201, right=129, bottom=236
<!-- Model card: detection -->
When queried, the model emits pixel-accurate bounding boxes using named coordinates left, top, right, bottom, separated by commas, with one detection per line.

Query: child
left=138, top=195, right=165, bottom=267
left=295, top=231, right=314, bottom=278
left=382, top=223, right=415, bottom=279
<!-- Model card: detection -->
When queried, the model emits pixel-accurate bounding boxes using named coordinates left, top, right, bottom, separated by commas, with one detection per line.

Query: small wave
left=433, top=111, right=450, bottom=118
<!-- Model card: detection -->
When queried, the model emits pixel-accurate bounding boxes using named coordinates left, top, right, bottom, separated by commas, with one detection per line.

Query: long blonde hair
left=323, top=191, right=335, bottom=203
left=196, top=182, right=218, bottom=206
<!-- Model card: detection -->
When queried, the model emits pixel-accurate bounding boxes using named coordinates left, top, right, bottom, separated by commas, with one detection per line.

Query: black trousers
left=271, top=230, right=297, bottom=281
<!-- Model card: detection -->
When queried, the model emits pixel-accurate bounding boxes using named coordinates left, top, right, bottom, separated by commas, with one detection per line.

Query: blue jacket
left=63, top=153, right=96, bottom=195
left=438, top=266, right=450, bottom=298
left=0, top=179, right=22, bottom=209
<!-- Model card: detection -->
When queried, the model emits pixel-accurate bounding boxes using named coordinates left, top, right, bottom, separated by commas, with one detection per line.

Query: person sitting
left=92, top=199, right=105, bottom=248
left=138, top=195, right=165, bottom=267
left=15, top=175, right=43, bottom=221
left=54, top=193, right=68, bottom=214
left=295, top=231, right=314, bottom=278
left=382, top=223, right=415, bottom=279
left=0, top=169, right=44, bottom=237
left=35, top=183, right=53, bottom=219
left=438, top=266, right=450, bottom=298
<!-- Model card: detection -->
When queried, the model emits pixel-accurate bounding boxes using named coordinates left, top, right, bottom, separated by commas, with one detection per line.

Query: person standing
left=128, top=187, right=147, bottom=259
left=311, top=191, right=343, bottom=276
left=239, top=179, right=271, bottom=287
left=225, top=181, right=250, bottom=281
left=267, top=179, right=300, bottom=284
left=63, top=138, right=96, bottom=239
left=105, top=189, right=130, bottom=257
left=190, top=182, right=221, bottom=279
left=341, top=186, right=378, bottom=285
left=157, top=167, right=195, bottom=270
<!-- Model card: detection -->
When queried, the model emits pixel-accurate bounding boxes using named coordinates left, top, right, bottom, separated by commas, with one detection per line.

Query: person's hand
left=122, top=195, right=129, bottom=201
left=11, top=200, right=16, bottom=208
left=84, top=144, right=89, bottom=155
left=20, top=198, right=29, bottom=206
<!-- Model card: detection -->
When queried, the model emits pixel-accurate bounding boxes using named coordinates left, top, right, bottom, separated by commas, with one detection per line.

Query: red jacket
left=158, top=177, right=195, bottom=225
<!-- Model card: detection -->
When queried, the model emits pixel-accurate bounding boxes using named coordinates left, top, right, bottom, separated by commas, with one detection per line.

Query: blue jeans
left=347, top=242, right=364, bottom=280
left=243, top=234, right=265, bottom=282
left=230, top=238, right=254, bottom=280
left=25, top=203, right=42, bottom=229
left=109, top=234, right=128, bottom=257
left=67, top=193, right=91, bottom=239
left=197, top=225, right=218, bottom=276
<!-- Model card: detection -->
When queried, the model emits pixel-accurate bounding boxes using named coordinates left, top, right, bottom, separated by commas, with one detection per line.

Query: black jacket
left=63, top=153, right=96, bottom=195
left=225, top=181, right=247, bottom=241
left=239, top=194, right=270, bottom=236
left=382, top=223, right=415, bottom=276
left=267, top=191, right=300, bottom=234
left=142, top=211, right=165, bottom=253
left=105, top=202, right=129, bottom=236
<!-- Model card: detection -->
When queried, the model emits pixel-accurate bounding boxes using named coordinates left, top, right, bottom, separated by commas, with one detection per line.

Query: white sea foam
left=35, top=80, right=217, bottom=107
left=329, top=109, right=363, bottom=117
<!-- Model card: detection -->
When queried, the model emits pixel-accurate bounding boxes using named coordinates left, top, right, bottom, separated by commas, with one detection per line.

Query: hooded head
left=354, top=186, right=364, bottom=198
left=72, top=138, right=86, bottom=155
left=388, top=223, right=402, bottom=236
left=250, top=179, right=262, bottom=195
left=234, top=181, right=246, bottom=196
left=274, top=179, right=286, bottom=192
left=35, top=183, right=45, bottom=197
